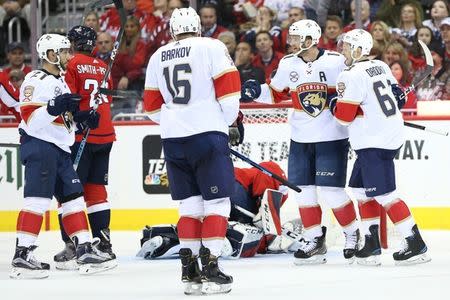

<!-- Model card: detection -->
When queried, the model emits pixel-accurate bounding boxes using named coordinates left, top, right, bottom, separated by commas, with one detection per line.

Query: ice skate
left=179, top=248, right=202, bottom=295
left=10, top=242, right=50, bottom=279
left=74, top=237, right=117, bottom=275
left=97, top=228, right=117, bottom=260
left=356, top=225, right=382, bottom=266
left=393, top=225, right=431, bottom=266
left=294, top=226, right=327, bottom=265
left=343, top=229, right=360, bottom=263
left=54, top=242, right=78, bottom=270
left=199, top=247, right=233, bottom=295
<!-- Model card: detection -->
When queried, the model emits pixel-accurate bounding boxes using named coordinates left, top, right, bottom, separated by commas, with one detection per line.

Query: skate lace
left=25, top=246, right=40, bottom=265
left=299, top=239, right=317, bottom=253
left=344, top=231, right=358, bottom=249
left=397, top=239, right=409, bottom=255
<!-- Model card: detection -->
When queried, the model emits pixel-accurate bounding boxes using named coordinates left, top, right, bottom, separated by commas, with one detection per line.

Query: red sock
left=16, top=210, right=43, bottom=236
left=332, top=201, right=357, bottom=227
left=386, top=199, right=411, bottom=224
left=299, top=206, right=322, bottom=229
left=62, top=211, right=89, bottom=238
left=358, top=199, right=381, bottom=220
left=177, top=216, right=202, bottom=240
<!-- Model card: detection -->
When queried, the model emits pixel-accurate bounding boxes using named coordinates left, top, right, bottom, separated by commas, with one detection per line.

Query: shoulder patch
left=23, top=86, right=34, bottom=102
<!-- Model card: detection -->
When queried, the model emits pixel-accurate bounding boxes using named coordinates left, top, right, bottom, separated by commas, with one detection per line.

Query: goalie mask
left=170, top=7, right=201, bottom=40
left=287, top=19, right=321, bottom=55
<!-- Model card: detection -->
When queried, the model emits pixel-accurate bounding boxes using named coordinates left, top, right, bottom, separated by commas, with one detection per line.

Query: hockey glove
left=47, top=93, right=81, bottom=116
left=328, top=96, right=338, bottom=116
left=240, top=79, right=261, bottom=102
left=391, top=84, right=405, bottom=109
left=229, top=111, right=244, bottom=146
left=73, top=110, right=100, bottom=129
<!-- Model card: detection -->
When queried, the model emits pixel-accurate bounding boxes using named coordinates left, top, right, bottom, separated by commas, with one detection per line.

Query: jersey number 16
left=163, top=63, right=192, bottom=104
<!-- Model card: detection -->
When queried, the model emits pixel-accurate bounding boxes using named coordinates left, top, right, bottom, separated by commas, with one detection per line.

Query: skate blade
left=294, top=255, right=327, bottom=265
left=79, top=259, right=118, bottom=275
left=136, top=236, right=163, bottom=259
left=395, top=253, right=431, bottom=266
left=10, top=267, right=49, bottom=279
left=356, top=255, right=381, bottom=266
left=55, top=259, right=79, bottom=270
left=345, top=256, right=356, bottom=265
left=201, top=282, right=232, bottom=295
left=184, top=282, right=202, bottom=295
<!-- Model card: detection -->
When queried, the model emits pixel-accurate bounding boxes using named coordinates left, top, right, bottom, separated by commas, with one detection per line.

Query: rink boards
left=1, top=119, right=450, bottom=231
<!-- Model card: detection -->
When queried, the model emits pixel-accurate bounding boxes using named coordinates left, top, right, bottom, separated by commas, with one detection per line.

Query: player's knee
left=179, top=195, right=204, bottom=218
left=61, top=196, right=85, bottom=215
left=204, top=197, right=231, bottom=217
left=294, top=185, right=318, bottom=206
left=320, top=186, right=349, bottom=208
left=351, top=188, right=370, bottom=201
left=374, top=190, right=399, bottom=207
left=23, top=197, right=51, bottom=215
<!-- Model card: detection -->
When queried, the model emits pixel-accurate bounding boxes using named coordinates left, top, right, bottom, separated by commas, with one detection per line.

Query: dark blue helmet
left=67, top=25, right=97, bottom=53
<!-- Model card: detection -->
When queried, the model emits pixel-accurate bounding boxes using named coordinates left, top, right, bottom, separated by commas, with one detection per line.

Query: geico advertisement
left=1, top=121, right=449, bottom=210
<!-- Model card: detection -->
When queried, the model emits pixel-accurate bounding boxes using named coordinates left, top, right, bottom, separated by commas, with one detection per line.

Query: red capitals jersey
left=0, top=70, right=20, bottom=121
left=234, top=161, right=288, bottom=205
left=65, top=53, right=116, bottom=144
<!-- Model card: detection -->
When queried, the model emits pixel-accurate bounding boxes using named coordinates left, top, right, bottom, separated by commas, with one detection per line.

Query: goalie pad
left=255, top=189, right=283, bottom=235
left=137, top=225, right=180, bottom=259
left=222, top=221, right=264, bottom=258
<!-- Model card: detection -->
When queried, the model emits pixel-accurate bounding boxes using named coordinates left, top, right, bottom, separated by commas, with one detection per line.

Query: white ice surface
left=1, top=230, right=450, bottom=300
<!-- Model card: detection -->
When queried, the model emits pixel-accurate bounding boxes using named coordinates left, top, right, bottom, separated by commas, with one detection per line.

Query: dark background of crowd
left=1, top=0, right=449, bottom=120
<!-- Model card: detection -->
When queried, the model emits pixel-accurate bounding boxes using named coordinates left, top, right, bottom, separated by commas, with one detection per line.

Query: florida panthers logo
left=296, top=83, right=327, bottom=117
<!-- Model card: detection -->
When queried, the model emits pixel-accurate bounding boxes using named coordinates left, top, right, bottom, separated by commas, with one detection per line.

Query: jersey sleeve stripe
left=335, top=101, right=360, bottom=124
left=213, top=69, right=240, bottom=100
left=212, top=67, right=238, bottom=80
left=20, top=103, right=44, bottom=124
left=143, top=89, right=164, bottom=114
left=145, top=87, right=159, bottom=91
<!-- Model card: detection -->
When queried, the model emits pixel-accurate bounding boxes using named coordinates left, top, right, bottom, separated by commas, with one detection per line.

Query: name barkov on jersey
left=161, top=46, right=191, bottom=62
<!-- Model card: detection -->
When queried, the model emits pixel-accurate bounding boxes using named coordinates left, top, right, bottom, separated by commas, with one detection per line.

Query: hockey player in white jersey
left=331, top=29, right=430, bottom=266
left=10, top=34, right=115, bottom=279
left=144, top=7, right=241, bottom=295
left=241, top=19, right=360, bottom=265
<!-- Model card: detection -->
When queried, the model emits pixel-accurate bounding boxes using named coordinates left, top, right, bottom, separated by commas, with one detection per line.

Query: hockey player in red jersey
left=0, top=70, right=21, bottom=121
left=53, top=25, right=117, bottom=270
left=331, top=29, right=430, bottom=266
left=144, top=7, right=241, bottom=295
left=137, top=162, right=299, bottom=260
left=10, top=34, right=115, bottom=279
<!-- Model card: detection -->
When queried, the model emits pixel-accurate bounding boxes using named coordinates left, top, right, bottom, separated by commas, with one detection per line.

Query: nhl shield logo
left=296, top=83, right=328, bottom=117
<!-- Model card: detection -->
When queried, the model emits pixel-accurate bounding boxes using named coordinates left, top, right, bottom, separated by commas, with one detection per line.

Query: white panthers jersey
left=256, top=50, right=348, bottom=143
left=19, top=69, right=74, bottom=153
left=144, top=37, right=240, bottom=139
left=336, top=59, right=404, bottom=150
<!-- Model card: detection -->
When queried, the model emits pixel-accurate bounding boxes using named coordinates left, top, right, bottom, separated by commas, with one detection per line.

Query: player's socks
left=199, top=246, right=233, bottom=295
left=358, top=199, right=381, bottom=236
left=179, top=248, right=202, bottom=295
left=201, top=215, right=228, bottom=257
left=355, top=224, right=381, bottom=266
left=293, top=226, right=327, bottom=265
left=178, top=216, right=202, bottom=255
left=385, top=199, right=415, bottom=238
left=393, top=225, right=431, bottom=265
left=298, top=205, right=323, bottom=240
left=332, top=201, right=359, bottom=261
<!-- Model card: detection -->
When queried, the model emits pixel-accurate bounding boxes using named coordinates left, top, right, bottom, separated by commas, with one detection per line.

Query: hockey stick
left=73, top=0, right=127, bottom=170
left=400, top=41, right=447, bottom=136
left=98, top=87, right=142, bottom=99
left=229, top=148, right=301, bottom=193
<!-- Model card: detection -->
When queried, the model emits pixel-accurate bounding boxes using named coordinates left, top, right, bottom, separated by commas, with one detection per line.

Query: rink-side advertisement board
left=1, top=120, right=450, bottom=231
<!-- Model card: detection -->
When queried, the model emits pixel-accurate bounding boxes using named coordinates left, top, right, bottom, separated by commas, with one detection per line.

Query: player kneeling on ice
left=330, top=29, right=431, bottom=266
left=241, top=19, right=360, bottom=265
left=143, top=7, right=242, bottom=295
left=10, top=34, right=116, bottom=280
left=137, top=162, right=303, bottom=260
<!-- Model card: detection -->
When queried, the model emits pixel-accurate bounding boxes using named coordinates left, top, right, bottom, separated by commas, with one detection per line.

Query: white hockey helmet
left=343, top=29, right=373, bottom=57
left=170, top=7, right=201, bottom=39
left=36, top=33, right=71, bottom=64
left=288, top=19, right=322, bottom=46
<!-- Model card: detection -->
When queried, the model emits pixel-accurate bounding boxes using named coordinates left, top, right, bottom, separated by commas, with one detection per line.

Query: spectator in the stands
left=391, top=2, right=423, bottom=48
left=422, top=0, right=449, bottom=43
left=318, top=15, right=343, bottom=51
left=1, top=0, right=30, bottom=53
left=280, top=6, right=305, bottom=52
left=376, top=0, right=422, bottom=28
left=369, top=20, right=391, bottom=59
left=95, top=32, right=114, bottom=63
left=146, top=0, right=184, bottom=58
left=200, top=3, right=227, bottom=38
left=3, top=42, right=31, bottom=75
left=100, top=0, right=147, bottom=40
left=382, top=41, right=410, bottom=70
left=441, top=17, right=450, bottom=64
left=8, top=68, right=24, bottom=89
left=408, top=25, right=438, bottom=71
left=218, top=31, right=237, bottom=59
left=390, top=60, right=417, bottom=113
left=251, top=31, right=284, bottom=81
left=242, top=6, right=282, bottom=52
left=263, top=0, right=306, bottom=25
left=112, top=16, right=147, bottom=91
left=343, top=0, right=371, bottom=33
left=84, top=11, right=100, bottom=33
left=235, top=41, right=266, bottom=84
